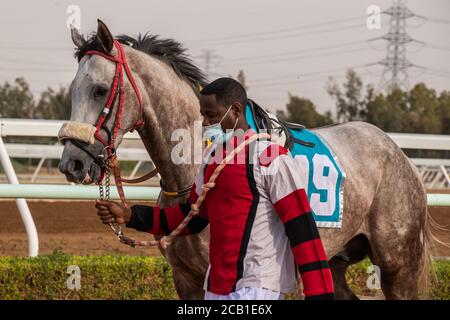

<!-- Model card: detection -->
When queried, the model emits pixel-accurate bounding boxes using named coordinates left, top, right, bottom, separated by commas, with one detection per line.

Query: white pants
left=205, top=287, right=285, bottom=300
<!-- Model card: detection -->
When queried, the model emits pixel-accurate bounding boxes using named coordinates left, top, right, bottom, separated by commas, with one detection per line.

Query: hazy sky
left=1, top=0, right=449, bottom=114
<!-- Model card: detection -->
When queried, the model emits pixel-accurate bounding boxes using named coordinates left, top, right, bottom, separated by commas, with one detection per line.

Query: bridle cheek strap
left=84, top=40, right=144, bottom=151
left=58, top=40, right=186, bottom=204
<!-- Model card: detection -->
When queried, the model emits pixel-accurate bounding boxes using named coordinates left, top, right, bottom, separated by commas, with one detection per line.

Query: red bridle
left=80, top=40, right=146, bottom=205
left=70, top=39, right=190, bottom=205
left=84, top=40, right=144, bottom=158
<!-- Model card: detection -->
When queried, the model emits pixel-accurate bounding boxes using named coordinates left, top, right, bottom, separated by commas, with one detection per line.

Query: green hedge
left=0, top=251, right=448, bottom=300
left=346, top=258, right=450, bottom=300
left=0, top=251, right=177, bottom=300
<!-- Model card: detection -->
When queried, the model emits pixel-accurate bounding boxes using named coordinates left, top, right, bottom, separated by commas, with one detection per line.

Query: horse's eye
left=93, top=86, right=108, bottom=99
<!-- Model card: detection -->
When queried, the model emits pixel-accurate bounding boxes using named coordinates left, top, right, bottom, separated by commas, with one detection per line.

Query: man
left=96, top=77, right=334, bottom=300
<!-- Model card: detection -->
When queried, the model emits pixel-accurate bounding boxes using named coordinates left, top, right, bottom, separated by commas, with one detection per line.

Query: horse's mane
left=74, top=33, right=207, bottom=95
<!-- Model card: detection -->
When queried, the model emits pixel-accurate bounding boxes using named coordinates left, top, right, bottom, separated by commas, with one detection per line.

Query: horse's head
left=59, top=19, right=204, bottom=207
left=59, top=20, right=142, bottom=184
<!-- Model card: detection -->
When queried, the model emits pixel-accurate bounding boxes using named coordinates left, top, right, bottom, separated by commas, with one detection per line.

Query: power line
left=250, top=65, right=366, bottom=84
left=426, top=17, right=450, bottom=25
left=186, top=15, right=366, bottom=45
left=220, top=47, right=369, bottom=68
left=0, top=57, right=73, bottom=68
left=0, top=45, right=72, bottom=51
left=427, top=44, right=450, bottom=53
left=189, top=23, right=362, bottom=47
left=250, top=73, right=363, bottom=89
left=0, top=67, right=73, bottom=73
left=0, top=77, right=69, bottom=85
left=423, top=72, right=450, bottom=80
left=426, top=67, right=450, bottom=74
left=423, top=68, right=450, bottom=78
left=250, top=68, right=371, bottom=89
left=195, top=50, right=221, bottom=80
left=221, top=39, right=366, bottom=64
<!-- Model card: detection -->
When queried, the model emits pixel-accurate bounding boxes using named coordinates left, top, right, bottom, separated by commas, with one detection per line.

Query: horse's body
left=60, top=21, right=432, bottom=300
left=164, top=121, right=432, bottom=299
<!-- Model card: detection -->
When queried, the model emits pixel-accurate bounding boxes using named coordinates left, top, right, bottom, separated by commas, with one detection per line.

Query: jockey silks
left=126, top=129, right=334, bottom=299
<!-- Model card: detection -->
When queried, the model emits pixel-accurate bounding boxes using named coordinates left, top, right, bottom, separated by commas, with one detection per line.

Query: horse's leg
left=158, top=231, right=210, bottom=300
left=368, top=156, right=428, bottom=300
left=329, top=234, right=371, bottom=300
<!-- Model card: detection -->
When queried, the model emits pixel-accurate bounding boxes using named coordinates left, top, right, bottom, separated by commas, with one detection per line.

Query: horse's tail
left=418, top=207, right=449, bottom=298
left=418, top=209, right=435, bottom=298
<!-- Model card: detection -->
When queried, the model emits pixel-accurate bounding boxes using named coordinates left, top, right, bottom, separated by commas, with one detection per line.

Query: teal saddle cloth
left=245, top=104, right=345, bottom=228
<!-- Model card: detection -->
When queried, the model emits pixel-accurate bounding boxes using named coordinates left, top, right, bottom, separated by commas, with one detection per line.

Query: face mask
left=203, top=105, right=239, bottom=144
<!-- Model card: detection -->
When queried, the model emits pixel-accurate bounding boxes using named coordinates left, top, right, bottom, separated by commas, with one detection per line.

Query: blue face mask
left=203, top=105, right=239, bottom=144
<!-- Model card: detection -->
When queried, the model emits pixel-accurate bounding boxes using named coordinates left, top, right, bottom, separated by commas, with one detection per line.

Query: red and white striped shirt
left=127, top=129, right=334, bottom=299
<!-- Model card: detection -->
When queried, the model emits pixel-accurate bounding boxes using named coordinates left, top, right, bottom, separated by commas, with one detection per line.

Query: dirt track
left=0, top=200, right=161, bottom=256
left=0, top=199, right=448, bottom=257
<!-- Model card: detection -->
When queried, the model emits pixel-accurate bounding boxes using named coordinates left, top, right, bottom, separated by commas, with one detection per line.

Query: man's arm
left=96, top=183, right=209, bottom=236
left=260, top=144, right=334, bottom=300
left=126, top=184, right=209, bottom=236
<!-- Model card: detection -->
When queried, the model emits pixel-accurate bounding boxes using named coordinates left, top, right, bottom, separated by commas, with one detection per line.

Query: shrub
left=0, top=250, right=176, bottom=300
left=0, top=251, right=447, bottom=300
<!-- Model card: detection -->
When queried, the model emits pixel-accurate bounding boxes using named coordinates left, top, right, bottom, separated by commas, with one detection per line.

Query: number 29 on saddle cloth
left=246, top=106, right=346, bottom=228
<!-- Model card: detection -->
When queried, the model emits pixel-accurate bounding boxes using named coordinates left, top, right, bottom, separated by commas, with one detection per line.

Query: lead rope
left=101, top=132, right=271, bottom=249
left=99, top=160, right=124, bottom=240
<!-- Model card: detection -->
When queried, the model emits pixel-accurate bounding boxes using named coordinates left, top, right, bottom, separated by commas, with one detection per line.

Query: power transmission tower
left=197, top=50, right=222, bottom=81
left=367, top=0, right=424, bottom=91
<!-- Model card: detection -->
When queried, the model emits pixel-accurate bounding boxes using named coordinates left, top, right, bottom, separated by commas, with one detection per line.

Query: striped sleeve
left=261, top=145, right=335, bottom=300
left=126, top=183, right=209, bottom=236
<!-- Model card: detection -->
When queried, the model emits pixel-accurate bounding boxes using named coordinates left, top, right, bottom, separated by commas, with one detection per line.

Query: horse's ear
left=71, top=26, right=86, bottom=48
left=96, top=19, right=114, bottom=53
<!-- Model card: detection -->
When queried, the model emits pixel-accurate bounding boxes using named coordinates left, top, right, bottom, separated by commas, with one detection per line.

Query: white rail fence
left=3, top=143, right=153, bottom=183
left=2, top=119, right=449, bottom=186
left=388, top=133, right=450, bottom=189
left=1, top=118, right=449, bottom=256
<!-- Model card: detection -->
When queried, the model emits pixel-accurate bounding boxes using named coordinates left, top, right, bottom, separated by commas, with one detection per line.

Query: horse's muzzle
left=59, top=140, right=102, bottom=184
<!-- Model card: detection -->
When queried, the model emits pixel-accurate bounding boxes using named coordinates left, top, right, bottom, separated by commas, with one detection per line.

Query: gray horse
left=59, top=20, right=434, bottom=299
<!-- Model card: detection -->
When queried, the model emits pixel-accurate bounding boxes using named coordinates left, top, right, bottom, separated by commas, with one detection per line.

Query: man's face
left=200, top=94, right=238, bottom=130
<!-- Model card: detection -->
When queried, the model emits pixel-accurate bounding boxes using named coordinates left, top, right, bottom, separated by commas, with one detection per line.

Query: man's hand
left=95, top=200, right=132, bottom=225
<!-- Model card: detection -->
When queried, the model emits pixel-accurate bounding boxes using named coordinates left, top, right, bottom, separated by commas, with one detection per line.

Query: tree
left=277, top=94, right=333, bottom=128
left=403, top=83, right=441, bottom=134
left=365, top=87, right=404, bottom=132
left=0, top=78, right=35, bottom=118
left=275, top=68, right=448, bottom=135
left=327, top=70, right=366, bottom=122
left=327, top=71, right=446, bottom=134
left=35, top=86, right=71, bottom=120
left=237, top=70, right=248, bottom=91
left=437, top=90, right=450, bottom=134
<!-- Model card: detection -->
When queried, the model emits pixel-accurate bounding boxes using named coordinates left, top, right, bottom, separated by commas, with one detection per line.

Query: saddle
left=246, top=99, right=315, bottom=150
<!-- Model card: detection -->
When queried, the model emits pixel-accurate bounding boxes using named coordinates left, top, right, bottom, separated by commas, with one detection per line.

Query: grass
left=0, top=251, right=448, bottom=300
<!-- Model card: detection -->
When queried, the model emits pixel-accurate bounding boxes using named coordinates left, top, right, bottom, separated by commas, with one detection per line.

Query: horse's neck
left=132, top=51, right=201, bottom=206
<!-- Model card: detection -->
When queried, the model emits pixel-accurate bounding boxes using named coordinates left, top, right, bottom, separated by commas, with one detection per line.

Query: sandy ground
left=0, top=199, right=448, bottom=257
left=0, top=200, right=161, bottom=256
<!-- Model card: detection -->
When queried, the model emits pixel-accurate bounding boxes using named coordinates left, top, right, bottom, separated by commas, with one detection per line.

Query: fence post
left=0, top=136, right=39, bottom=257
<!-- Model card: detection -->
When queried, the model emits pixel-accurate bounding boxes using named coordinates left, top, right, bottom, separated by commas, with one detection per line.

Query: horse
left=59, top=20, right=434, bottom=299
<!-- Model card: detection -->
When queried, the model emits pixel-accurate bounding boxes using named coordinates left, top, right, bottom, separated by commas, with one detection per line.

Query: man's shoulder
left=253, top=139, right=290, bottom=167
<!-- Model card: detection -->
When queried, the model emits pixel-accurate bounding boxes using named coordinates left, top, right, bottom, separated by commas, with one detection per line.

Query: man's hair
left=201, top=77, right=248, bottom=109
